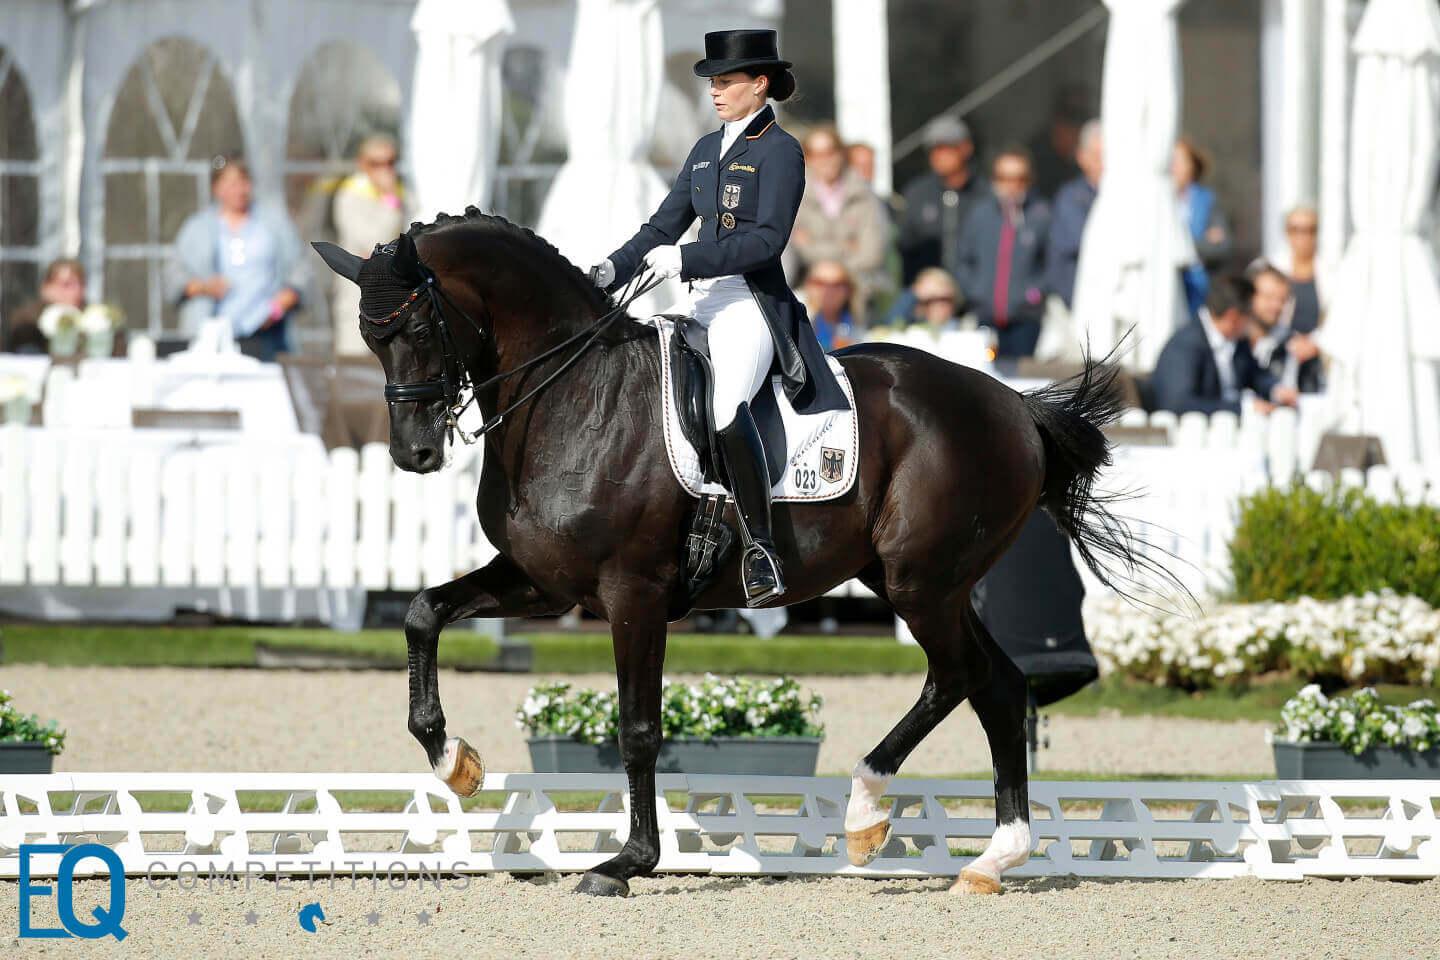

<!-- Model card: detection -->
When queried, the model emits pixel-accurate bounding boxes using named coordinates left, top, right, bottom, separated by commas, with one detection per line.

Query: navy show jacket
left=606, top=105, right=848, bottom=415
left=1152, top=320, right=1280, bottom=415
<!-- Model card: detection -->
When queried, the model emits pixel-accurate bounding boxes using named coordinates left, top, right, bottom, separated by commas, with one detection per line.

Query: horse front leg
left=406, top=554, right=568, bottom=796
left=575, top=604, right=668, bottom=897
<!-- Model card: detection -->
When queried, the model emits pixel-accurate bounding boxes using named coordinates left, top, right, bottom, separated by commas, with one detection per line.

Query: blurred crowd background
left=0, top=0, right=1434, bottom=468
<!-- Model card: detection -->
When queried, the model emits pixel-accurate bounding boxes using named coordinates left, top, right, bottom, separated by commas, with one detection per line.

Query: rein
left=374, top=264, right=662, bottom=446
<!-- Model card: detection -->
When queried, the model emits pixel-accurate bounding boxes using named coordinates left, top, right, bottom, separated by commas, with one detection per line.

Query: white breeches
left=689, top=275, right=775, bottom=430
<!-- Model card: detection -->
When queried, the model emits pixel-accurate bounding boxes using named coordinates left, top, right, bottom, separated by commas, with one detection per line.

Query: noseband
left=363, top=259, right=661, bottom=445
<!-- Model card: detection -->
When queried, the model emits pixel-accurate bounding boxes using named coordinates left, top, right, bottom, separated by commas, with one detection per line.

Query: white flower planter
left=1273, top=740, right=1440, bottom=779
left=527, top=735, right=821, bottom=775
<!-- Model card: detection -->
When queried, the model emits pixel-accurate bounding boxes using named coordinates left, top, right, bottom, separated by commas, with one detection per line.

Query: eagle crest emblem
left=820, top=447, right=845, bottom=483
left=722, top=183, right=742, bottom=210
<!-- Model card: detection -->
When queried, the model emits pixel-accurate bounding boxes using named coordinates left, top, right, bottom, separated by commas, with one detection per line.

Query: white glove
left=589, top=258, right=615, bottom=288
left=643, top=244, right=684, bottom=280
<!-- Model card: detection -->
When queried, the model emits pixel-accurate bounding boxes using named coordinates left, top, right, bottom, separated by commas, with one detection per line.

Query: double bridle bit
left=371, top=263, right=663, bottom=446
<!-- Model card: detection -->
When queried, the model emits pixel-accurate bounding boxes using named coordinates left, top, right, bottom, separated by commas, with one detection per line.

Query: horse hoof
left=574, top=872, right=630, bottom=897
left=435, top=737, right=485, bottom=797
left=950, top=867, right=1002, bottom=895
left=844, top=821, right=892, bottom=866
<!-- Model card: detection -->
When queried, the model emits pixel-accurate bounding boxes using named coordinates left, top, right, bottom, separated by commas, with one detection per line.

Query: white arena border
left=3, top=773, right=1437, bottom=882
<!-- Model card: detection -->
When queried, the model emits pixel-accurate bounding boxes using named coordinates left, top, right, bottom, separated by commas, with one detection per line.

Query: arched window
left=284, top=41, right=402, bottom=218
left=494, top=45, right=567, bottom=226
left=102, top=37, right=243, bottom=337
left=0, top=46, right=40, bottom=332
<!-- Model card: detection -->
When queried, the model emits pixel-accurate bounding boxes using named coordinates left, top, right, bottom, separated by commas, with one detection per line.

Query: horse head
left=316, top=210, right=625, bottom=475
left=314, top=227, right=485, bottom=474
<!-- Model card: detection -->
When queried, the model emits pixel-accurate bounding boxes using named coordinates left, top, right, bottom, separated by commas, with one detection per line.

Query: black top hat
left=692, top=29, right=791, bottom=78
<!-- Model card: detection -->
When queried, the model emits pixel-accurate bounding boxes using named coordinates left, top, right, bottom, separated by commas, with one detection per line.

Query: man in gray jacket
left=956, top=147, right=1051, bottom=358
left=167, top=156, right=306, bottom=361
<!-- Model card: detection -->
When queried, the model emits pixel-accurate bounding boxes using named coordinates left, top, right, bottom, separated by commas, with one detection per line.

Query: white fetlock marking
left=844, top=760, right=892, bottom=833
left=435, top=738, right=459, bottom=780
left=968, top=820, right=1032, bottom=881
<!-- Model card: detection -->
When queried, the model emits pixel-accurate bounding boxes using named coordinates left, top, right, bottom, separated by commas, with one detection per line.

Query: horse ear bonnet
left=357, top=234, right=424, bottom=334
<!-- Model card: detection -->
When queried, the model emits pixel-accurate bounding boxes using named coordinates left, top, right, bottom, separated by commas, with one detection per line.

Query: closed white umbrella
left=1071, top=0, right=1193, bottom=370
left=407, top=0, right=514, bottom=221
left=536, top=0, right=672, bottom=308
left=1323, top=0, right=1440, bottom=466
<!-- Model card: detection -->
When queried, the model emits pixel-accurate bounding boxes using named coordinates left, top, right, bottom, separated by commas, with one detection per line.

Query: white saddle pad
left=651, top=316, right=859, bottom=502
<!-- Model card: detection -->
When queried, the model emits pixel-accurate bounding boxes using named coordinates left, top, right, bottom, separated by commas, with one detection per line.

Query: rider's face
left=709, top=72, right=766, bottom=122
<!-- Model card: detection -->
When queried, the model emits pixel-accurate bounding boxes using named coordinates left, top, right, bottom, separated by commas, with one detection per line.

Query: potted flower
left=0, top=375, right=32, bottom=425
left=37, top=303, right=81, bottom=358
left=518, top=674, right=824, bottom=775
left=0, top=689, right=66, bottom=774
left=79, top=303, right=124, bottom=358
left=1272, top=685, right=1440, bottom=778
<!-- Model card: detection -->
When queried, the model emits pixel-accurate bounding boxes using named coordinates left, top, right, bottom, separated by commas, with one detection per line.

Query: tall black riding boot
left=716, top=403, right=786, bottom=606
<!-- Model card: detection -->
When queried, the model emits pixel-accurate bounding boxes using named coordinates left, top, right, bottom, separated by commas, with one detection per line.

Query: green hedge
left=1230, top=483, right=1440, bottom=606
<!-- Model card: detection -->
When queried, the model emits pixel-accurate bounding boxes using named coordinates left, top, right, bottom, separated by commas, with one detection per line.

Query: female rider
left=592, top=29, right=849, bottom=607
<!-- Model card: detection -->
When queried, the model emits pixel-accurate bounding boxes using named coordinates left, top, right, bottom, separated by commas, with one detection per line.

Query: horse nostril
left=413, top=446, right=437, bottom=470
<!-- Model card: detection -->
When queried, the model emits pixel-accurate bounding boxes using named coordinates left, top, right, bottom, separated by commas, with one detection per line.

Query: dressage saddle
left=665, top=315, right=786, bottom=485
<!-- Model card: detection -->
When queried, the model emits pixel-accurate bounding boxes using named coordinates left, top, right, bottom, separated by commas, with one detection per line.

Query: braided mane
left=408, top=206, right=614, bottom=315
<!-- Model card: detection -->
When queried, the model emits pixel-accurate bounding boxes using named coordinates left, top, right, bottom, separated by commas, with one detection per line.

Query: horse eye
left=411, top=321, right=432, bottom=342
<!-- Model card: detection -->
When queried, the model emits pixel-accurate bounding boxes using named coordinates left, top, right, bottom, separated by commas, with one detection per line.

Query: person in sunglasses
left=330, top=135, right=409, bottom=358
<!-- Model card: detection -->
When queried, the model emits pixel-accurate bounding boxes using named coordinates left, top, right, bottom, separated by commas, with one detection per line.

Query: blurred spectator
left=1173, top=136, right=1233, bottom=316
left=896, top=115, right=984, bottom=285
left=1152, top=274, right=1298, bottom=415
left=1027, top=89, right=1089, bottom=198
left=887, top=267, right=962, bottom=339
left=170, top=156, right=306, bottom=362
left=791, top=126, right=891, bottom=323
left=4, top=258, right=86, bottom=354
left=800, top=260, right=858, bottom=352
left=846, top=142, right=877, bottom=186
left=1274, top=204, right=1324, bottom=334
left=1045, top=119, right=1102, bottom=309
left=330, top=135, right=408, bottom=358
left=956, top=147, right=1050, bottom=358
left=1247, top=264, right=1323, bottom=394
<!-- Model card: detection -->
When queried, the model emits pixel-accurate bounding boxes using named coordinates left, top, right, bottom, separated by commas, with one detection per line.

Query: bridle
left=361, top=257, right=661, bottom=446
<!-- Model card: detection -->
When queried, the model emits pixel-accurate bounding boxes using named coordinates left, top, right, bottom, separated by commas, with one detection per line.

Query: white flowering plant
left=516, top=675, right=824, bottom=744
left=1276, top=684, right=1440, bottom=756
left=1086, top=591, right=1440, bottom=690
left=79, top=303, right=124, bottom=334
left=0, top=689, right=67, bottom=755
left=36, top=303, right=80, bottom=338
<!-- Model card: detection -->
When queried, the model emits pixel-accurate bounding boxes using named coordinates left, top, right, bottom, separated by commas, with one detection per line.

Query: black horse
left=314, top=208, right=1151, bottom=897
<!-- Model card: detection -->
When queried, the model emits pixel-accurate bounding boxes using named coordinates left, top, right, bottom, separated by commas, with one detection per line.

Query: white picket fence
left=0, top=426, right=497, bottom=618
left=3, top=407, right=1438, bottom=620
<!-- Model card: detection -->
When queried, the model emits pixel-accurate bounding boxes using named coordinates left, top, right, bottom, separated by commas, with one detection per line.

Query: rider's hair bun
left=766, top=68, right=797, bottom=102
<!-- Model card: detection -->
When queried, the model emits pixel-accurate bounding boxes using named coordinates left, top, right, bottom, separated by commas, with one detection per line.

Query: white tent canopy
left=407, top=0, right=514, bottom=222
left=536, top=0, right=672, bottom=307
left=1070, top=0, right=1194, bottom=370
left=1322, top=0, right=1440, bottom=466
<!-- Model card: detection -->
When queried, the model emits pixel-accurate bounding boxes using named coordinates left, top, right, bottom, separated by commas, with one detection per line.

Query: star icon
left=366, top=911, right=381, bottom=926
left=244, top=910, right=259, bottom=926
left=187, top=909, right=202, bottom=926
left=416, top=910, right=432, bottom=926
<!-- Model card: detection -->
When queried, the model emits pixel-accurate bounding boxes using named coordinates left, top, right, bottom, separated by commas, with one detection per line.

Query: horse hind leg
left=951, top=600, right=1032, bottom=895
left=843, top=583, right=986, bottom=867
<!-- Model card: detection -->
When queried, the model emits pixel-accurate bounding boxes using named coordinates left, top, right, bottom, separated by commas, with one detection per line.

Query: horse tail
left=1019, top=347, right=1179, bottom=601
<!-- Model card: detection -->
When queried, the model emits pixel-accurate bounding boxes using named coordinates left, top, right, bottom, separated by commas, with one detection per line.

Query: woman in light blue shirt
left=169, top=156, right=306, bottom=361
